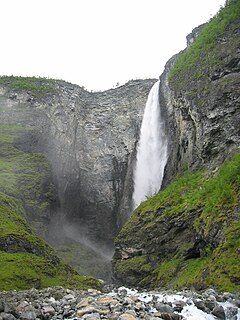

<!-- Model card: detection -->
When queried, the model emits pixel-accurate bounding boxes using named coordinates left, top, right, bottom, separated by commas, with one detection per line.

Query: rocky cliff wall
left=0, top=78, right=156, bottom=249
left=161, top=3, right=240, bottom=185
left=112, top=0, right=240, bottom=292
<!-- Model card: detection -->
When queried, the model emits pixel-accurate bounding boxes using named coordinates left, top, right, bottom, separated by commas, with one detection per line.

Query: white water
left=132, top=80, right=168, bottom=208
left=108, top=287, right=240, bottom=320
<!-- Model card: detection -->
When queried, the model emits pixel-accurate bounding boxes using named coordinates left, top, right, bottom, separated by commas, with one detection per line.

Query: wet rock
left=211, top=305, right=226, bottom=319
left=193, top=299, right=208, bottom=312
left=173, top=301, right=185, bottom=313
left=160, top=313, right=180, bottom=320
left=155, top=302, right=173, bottom=313
left=225, top=306, right=238, bottom=320
left=205, top=299, right=217, bottom=311
left=118, top=288, right=128, bottom=298
left=222, top=292, right=236, bottom=301
left=203, top=288, right=218, bottom=298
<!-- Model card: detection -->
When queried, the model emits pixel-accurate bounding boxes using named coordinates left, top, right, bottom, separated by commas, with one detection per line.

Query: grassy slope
left=169, top=0, right=240, bottom=91
left=0, top=124, right=100, bottom=290
left=0, top=76, right=57, bottom=96
left=114, top=154, right=240, bottom=292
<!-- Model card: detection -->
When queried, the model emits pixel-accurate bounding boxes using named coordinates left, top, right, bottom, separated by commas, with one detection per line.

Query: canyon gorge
left=0, top=0, right=239, bottom=298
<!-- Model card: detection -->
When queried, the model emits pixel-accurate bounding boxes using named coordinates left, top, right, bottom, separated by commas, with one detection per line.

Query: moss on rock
left=113, top=154, right=240, bottom=292
left=0, top=124, right=101, bottom=291
left=169, top=0, right=240, bottom=91
left=0, top=76, right=57, bottom=96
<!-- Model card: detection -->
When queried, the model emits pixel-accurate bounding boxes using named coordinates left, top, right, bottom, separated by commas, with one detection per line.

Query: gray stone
left=205, top=300, right=217, bottom=311
left=20, top=308, right=37, bottom=320
left=0, top=313, right=17, bottom=320
left=155, top=302, right=173, bottom=313
left=0, top=301, right=4, bottom=313
left=42, top=305, right=55, bottom=316
left=211, top=305, right=226, bottom=319
left=193, top=299, right=208, bottom=312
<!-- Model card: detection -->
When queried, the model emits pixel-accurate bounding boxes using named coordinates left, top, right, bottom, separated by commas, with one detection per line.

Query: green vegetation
left=0, top=251, right=100, bottom=291
left=0, top=124, right=100, bottom=290
left=136, top=153, right=240, bottom=235
left=115, top=154, right=240, bottom=292
left=114, top=255, right=151, bottom=287
left=0, top=191, right=55, bottom=257
left=169, top=0, right=240, bottom=90
left=114, top=255, right=151, bottom=275
left=0, top=124, right=56, bottom=218
left=0, top=76, right=57, bottom=96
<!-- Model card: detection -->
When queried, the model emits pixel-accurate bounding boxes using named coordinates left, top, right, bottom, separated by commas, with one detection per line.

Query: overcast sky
left=1, top=0, right=226, bottom=91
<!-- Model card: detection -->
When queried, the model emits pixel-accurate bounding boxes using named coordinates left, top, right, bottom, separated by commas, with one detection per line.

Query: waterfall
left=132, top=80, right=168, bottom=208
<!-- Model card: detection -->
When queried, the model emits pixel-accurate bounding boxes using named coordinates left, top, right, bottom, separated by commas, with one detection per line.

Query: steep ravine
left=113, top=0, right=240, bottom=292
left=1, top=0, right=239, bottom=293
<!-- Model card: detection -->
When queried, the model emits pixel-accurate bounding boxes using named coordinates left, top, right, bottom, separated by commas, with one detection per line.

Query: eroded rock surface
left=0, top=79, right=156, bottom=250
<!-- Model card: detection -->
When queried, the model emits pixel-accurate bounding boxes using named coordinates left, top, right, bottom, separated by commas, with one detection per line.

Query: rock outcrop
left=161, top=1, right=240, bottom=183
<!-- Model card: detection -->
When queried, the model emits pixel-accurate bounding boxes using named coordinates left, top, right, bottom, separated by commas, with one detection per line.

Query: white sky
left=0, top=0, right=226, bottom=91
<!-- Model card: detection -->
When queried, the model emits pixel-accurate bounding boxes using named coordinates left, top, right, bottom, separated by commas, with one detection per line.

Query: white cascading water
left=132, top=80, right=168, bottom=208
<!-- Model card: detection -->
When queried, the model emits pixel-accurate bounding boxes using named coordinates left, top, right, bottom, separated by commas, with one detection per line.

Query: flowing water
left=108, top=287, right=240, bottom=320
left=132, top=80, right=168, bottom=208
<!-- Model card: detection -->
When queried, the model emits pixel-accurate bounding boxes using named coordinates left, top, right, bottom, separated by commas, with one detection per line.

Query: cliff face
left=161, top=2, right=240, bottom=183
left=113, top=0, right=240, bottom=292
left=0, top=78, right=156, bottom=250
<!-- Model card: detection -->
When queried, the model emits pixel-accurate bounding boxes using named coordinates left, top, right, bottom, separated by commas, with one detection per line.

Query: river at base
left=104, top=286, right=240, bottom=320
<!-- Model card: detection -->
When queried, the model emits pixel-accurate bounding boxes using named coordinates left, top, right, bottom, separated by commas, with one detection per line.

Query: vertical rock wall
left=0, top=79, right=156, bottom=248
left=160, top=20, right=240, bottom=186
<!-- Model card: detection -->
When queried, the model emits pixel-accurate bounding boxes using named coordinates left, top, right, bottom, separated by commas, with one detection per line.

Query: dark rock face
left=0, top=79, right=156, bottom=249
left=161, top=17, right=240, bottom=186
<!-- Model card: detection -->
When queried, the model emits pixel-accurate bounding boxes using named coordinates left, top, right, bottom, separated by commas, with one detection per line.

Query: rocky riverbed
left=0, top=286, right=239, bottom=320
